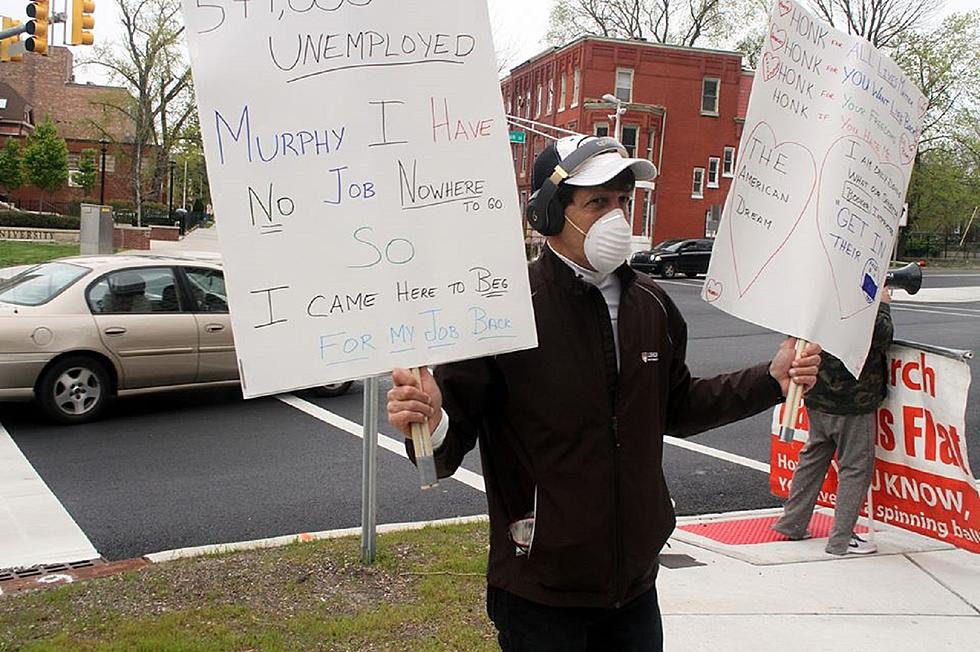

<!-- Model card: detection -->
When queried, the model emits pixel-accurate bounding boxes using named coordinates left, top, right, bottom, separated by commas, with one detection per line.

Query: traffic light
left=25, top=0, right=49, bottom=55
left=70, top=0, right=95, bottom=46
left=1, top=17, right=24, bottom=62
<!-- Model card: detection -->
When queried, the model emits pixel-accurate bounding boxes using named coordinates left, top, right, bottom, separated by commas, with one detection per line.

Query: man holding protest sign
left=388, top=135, right=822, bottom=651
left=773, top=293, right=894, bottom=555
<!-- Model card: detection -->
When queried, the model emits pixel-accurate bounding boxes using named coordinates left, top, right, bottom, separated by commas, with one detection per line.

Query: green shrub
left=0, top=210, right=80, bottom=229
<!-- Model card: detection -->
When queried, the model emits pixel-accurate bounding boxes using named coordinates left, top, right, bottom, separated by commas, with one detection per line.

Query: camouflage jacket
left=805, top=303, right=893, bottom=415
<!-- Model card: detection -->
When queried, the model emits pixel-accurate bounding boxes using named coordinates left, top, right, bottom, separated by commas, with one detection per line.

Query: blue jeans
left=486, top=584, right=663, bottom=651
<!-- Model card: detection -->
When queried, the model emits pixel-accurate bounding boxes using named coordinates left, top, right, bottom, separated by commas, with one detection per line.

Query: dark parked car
left=629, top=238, right=715, bottom=278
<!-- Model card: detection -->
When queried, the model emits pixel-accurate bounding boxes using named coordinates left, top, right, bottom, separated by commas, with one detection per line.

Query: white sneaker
left=846, top=533, right=877, bottom=555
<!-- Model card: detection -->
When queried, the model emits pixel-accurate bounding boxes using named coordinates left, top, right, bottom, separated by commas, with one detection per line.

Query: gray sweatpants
left=773, top=409, right=877, bottom=554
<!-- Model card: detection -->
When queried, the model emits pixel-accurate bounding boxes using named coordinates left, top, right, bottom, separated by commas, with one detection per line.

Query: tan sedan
left=0, top=254, right=351, bottom=423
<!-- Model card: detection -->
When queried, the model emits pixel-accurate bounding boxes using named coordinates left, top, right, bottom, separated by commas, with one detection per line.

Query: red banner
left=770, top=345, right=979, bottom=553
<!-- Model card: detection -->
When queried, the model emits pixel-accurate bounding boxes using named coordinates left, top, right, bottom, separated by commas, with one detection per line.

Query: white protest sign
left=182, top=0, right=537, bottom=398
left=703, top=0, right=927, bottom=377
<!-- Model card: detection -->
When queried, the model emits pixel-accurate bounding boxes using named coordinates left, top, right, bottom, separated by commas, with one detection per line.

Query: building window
left=707, top=157, right=720, bottom=188
left=559, top=73, right=567, bottom=111
left=568, top=120, right=577, bottom=131
left=536, top=84, right=543, bottom=117
left=525, top=90, right=531, bottom=118
left=507, top=94, right=512, bottom=115
left=621, top=125, right=639, bottom=157
left=68, top=152, right=115, bottom=174
left=723, top=146, right=736, bottom=176
left=520, top=143, right=527, bottom=176
left=615, top=68, right=634, bottom=103
left=547, top=77, right=554, bottom=114
left=594, top=123, right=609, bottom=138
left=571, top=68, right=581, bottom=108
left=701, top=78, right=720, bottom=115
left=692, top=168, right=705, bottom=198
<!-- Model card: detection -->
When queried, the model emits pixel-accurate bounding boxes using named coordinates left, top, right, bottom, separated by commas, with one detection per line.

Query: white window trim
left=559, top=73, right=567, bottom=112
left=621, top=125, right=640, bottom=158
left=692, top=167, right=705, bottom=199
left=547, top=78, right=554, bottom=114
left=701, top=77, right=720, bottom=116
left=594, top=122, right=610, bottom=137
left=615, top=67, right=634, bottom=103
left=723, top=146, right=736, bottom=177
left=571, top=68, right=581, bottom=108
left=536, top=84, right=543, bottom=118
left=707, top=157, right=720, bottom=188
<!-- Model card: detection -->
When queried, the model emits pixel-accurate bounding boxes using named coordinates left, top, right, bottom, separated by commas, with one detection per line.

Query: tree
left=21, top=117, right=69, bottom=195
left=906, top=147, right=980, bottom=234
left=84, top=0, right=195, bottom=225
left=76, top=149, right=99, bottom=197
left=808, top=0, right=942, bottom=49
left=547, top=0, right=748, bottom=47
left=891, top=12, right=980, bottom=152
left=0, top=139, right=25, bottom=194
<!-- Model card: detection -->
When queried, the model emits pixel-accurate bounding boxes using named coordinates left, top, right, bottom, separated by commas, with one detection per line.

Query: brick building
left=500, top=36, right=753, bottom=246
left=0, top=46, right=137, bottom=208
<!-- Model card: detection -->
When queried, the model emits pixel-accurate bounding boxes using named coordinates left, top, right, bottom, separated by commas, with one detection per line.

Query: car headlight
left=653, top=255, right=662, bottom=262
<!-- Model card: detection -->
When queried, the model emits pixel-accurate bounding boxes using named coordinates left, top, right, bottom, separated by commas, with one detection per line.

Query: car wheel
left=37, top=356, right=112, bottom=424
left=311, top=381, right=354, bottom=398
left=661, top=263, right=678, bottom=279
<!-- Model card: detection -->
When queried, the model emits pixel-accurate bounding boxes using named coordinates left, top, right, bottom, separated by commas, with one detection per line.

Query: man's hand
left=387, top=367, right=443, bottom=439
left=881, top=288, right=892, bottom=304
left=769, top=338, right=822, bottom=396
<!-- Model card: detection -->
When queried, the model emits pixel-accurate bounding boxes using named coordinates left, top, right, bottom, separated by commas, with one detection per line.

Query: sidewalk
left=660, top=507, right=979, bottom=650
left=145, top=224, right=222, bottom=254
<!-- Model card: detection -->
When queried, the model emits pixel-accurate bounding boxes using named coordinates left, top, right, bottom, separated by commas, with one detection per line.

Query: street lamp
left=98, top=137, right=108, bottom=205
left=602, top=93, right=626, bottom=142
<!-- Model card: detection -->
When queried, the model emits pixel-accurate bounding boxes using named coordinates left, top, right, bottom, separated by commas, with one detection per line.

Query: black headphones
left=525, top=137, right=627, bottom=236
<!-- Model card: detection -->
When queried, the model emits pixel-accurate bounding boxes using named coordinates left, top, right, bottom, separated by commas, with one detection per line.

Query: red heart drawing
left=815, top=136, right=906, bottom=320
left=899, top=131, right=918, bottom=165
left=762, top=53, right=782, bottom=82
left=778, top=0, right=793, bottom=17
left=704, top=279, right=723, bottom=303
left=727, top=122, right=817, bottom=298
left=769, top=27, right=787, bottom=51
left=916, top=96, right=928, bottom=118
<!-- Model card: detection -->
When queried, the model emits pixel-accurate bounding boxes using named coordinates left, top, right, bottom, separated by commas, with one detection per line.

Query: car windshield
left=653, top=239, right=684, bottom=252
left=0, top=262, right=90, bottom=306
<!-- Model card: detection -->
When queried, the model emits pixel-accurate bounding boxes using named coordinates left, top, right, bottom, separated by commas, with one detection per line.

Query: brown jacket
left=428, top=247, right=781, bottom=608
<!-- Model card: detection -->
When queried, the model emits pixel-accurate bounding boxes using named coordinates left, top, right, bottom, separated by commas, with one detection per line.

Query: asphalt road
left=2, top=272, right=978, bottom=562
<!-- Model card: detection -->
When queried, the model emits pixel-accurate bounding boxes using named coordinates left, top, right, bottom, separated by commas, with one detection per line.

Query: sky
left=0, top=0, right=977, bottom=84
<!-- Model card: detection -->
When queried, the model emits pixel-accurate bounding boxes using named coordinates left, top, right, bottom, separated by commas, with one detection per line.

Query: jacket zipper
left=612, top=413, right=623, bottom=608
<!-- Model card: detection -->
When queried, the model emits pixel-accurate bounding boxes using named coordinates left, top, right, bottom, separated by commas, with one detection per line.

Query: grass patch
left=0, top=521, right=497, bottom=651
left=0, top=241, right=80, bottom=267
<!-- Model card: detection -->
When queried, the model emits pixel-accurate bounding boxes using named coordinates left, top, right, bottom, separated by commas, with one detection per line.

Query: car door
left=695, top=240, right=714, bottom=273
left=677, top=241, right=699, bottom=274
left=88, top=267, right=199, bottom=389
left=181, top=266, right=237, bottom=383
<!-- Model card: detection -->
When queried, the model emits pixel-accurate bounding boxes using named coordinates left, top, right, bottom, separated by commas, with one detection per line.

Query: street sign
left=509, top=130, right=526, bottom=144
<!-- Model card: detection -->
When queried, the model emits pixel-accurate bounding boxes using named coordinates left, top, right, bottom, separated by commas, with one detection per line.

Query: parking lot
left=2, top=270, right=978, bottom=567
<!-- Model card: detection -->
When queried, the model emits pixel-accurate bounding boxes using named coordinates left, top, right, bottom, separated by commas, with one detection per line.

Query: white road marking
left=891, top=305, right=980, bottom=319
left=276, top=394, right=486, bottom=493
left=0, top=421, right=99, bottom=570
left=664, top=436, right=770, bottom=473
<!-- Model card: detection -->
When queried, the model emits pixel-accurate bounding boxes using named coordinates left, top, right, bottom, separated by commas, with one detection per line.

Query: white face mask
left=566, top=208, right=632, bottom=274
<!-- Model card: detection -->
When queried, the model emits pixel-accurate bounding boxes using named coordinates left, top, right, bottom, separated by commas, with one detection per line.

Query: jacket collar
left=538, top=245, right=637, bottom=294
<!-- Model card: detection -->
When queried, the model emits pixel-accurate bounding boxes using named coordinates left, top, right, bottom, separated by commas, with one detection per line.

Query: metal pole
left=98, top=140, right=108, bottom=205
left=182, top=158, right=188, bottom=210
left=168, top=159, right=175, bottom=219
left=361, top=376, right=379, bottom=564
